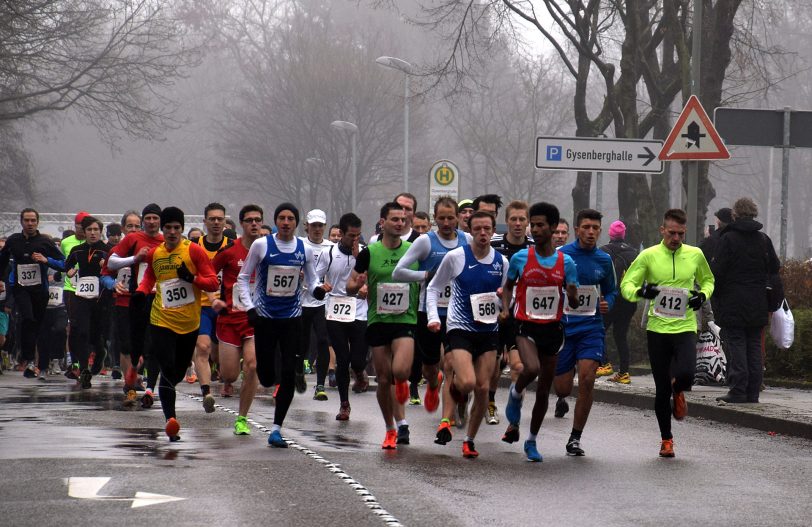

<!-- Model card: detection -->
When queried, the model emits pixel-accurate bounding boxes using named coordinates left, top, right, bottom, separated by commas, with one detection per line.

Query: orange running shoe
left=394, top=380, right=409, bottom=405
left=185, top=373, right=198, bottom=384
left=165, top=417, right=181, bottom=442
left=424, top=372, right=442, bottom=413
left=672, top=391, right=687, bottom=420
left=462, top=440, right=479, bottom=458
left=659, top=438, right=675, bottom=457
left=381, top=429, right=398, bottom=450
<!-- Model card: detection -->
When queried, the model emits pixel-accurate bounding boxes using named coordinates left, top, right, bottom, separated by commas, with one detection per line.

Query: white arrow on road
left=65, top=477, right=185, bottom=508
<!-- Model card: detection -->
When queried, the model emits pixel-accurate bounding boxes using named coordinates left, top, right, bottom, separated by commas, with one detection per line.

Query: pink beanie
left=609, top=220, right=626, bottom=240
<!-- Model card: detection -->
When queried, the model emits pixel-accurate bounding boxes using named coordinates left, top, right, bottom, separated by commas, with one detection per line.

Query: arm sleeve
left=563, top=255, right=579, bottom=286
left=426, top=249, right=462, bottom=324
left=392, top=236, right=430, bottom=282
left=107, top=237, right=135, bottom=271
left=694, top=251, right=715, bottom=300
left=190, top=244, right=219, bottom=292
left=620, top=252, right=647, bottom=302
left=313, top=246, right=330, bottom=280
left=136, top=251, right=156, bottom=295
left=600, top=255, right=618, bottom=310
left=304, top=246, right=320, bottom=297
left=237, top=237, right=265, bottom=311
left=353, top=248, right=370, bottom=274
left=64, top=249, right=78, bottom=272
left=507, top=251, right=523, bottom=282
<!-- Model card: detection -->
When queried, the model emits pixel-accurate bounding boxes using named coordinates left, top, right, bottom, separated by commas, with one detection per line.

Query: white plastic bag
left=769, top=299, right=795, bottom=349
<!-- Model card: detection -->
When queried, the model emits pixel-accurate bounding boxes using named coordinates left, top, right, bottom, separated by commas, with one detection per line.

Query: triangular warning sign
left=659, top=95, right=731, bottom=161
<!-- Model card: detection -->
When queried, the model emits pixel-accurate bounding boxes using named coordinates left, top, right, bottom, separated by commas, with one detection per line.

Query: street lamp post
left=330, top=120, right=358, bottom=212
left=375, top=56, right=412, bottom=193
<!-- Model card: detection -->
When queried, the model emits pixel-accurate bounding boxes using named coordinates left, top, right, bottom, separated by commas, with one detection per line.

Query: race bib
left=525, top=286, right=560, bottom=320
left=75, top=276, right=100, bottom=299
left=653, top=287, right=688, bottom=319
left=266, top=265, right=299, bottom=297
left=116, top=267, right=131, bottom=286
left=471, top=292, right=499, bottom=324
left=160, top=278, right=195, bottom=309
left=48, top=286, right=63, bottom=306
left=376, top=282, right=410, bottom=314
left=326, top=295, right=357, bottom=322
left=563, top=285, right=598, bottom=316
left=17, top=263, right=40, bottom=287
left=436, top=284, right=452, bottom=309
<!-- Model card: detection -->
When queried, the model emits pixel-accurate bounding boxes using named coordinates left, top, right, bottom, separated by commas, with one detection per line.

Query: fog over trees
left=3, top=0, right=812, bottom=255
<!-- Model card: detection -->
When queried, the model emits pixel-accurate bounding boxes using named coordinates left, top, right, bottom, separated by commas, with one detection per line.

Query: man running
left=211, top=205, right=264, bottom=435
left=237, top=203, right=319, bottom=448
left=427, top=211, right=507, bottom=458
left=552, top=209, right=617, bottom=456
left=347, top=202, right=419, bottom=449
left=499, top=202, right=579, bottom=462
left=620, top=208, right=714, bottom=457
left=134, top=207, right=219, bottom=441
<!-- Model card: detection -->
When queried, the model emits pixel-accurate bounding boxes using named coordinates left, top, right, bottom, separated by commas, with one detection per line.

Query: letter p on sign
left=546, top=145, right=562, bottom=161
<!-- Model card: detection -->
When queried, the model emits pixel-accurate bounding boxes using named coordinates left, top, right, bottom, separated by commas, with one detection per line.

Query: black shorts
left=416, top=312, right=446, bottom=366
left=366, top=322, right=415, bottom=348
left=446, top=329, right=499, bottom=360
left=498, top=312, right=518, bottom=354
left=515, top=320, right=565, bottom=357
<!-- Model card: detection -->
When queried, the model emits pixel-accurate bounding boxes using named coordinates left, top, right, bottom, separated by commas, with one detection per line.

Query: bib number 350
left=161, top=278, right=194, bottom=309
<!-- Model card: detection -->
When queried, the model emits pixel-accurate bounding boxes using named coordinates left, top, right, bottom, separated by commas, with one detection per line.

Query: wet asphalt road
left=1, top=373, right=811, bottom=526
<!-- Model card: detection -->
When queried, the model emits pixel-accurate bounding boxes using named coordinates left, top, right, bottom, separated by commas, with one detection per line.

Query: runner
left=412, top=212, right=431, bottom=235
left=328, top=224, right=342, bottom=243
left=64, top=216, right=112, bottom=389
left=61, top=212, right=88, bottom=325
left=553, top=219, right=570, bottom=248
left=392, top=197, right=469, bottom=435
left=552, top=209, right=617, bottom=456
left=211, top=204, right=264, bottom=435
left=299, top=209, right=334, bottom=400
left=472, top=194, right=502, bottom=218
left=311, top=212, right=369, bottom=420
left=457, top=199, right=474, bottom=233
left=0, top=209, right=65, bottom=377
left=620, top=208, right=714, bottom=457
left=426, top=211, right=507, bottom=458
left=134, top=206, right=219, bottom=441
left=237, top=203, right=319, bottom=448
left=347, top=202, right=419, bottom=449
left=191, top=203, right=231, bottom=412
left=499, top=202, right=579, bottom=462
left=488, top=200, right=533, bottom=425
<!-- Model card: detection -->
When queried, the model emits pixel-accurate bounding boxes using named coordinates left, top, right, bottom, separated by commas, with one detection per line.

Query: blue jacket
left=559, top=241, right=617, bottom=335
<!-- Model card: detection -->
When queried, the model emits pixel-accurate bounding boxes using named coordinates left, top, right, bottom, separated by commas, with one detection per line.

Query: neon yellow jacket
left=620, top=241, right=714, bottom=334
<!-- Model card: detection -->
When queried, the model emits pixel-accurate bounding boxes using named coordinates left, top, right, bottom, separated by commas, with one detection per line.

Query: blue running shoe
left=268, top=430, right=288, bottom=448
left=524, top=440, right=543, bottom=462
left=505, top=383, right=523, bottom=425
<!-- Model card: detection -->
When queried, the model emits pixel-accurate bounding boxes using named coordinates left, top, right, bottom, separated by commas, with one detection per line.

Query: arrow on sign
left=637, top=146, right=657, bottom=166
left=66, top=477, right=185, bottom=508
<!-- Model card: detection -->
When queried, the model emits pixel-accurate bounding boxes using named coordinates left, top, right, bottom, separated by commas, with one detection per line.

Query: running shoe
left=328, top=370, right=337, bottom=388
left=202, top=393, right=216, bottom=413
left=38, top=369, right=46, bottom=382
left=501, top=424, right=520, bottom=444
left=424, top=372, right=442, bottom=413
left=303, top=360, right=312, bottom=375
left=394, top=380, right=409, bottom=405
left=381, top=429, right=397, bottom=450
left=185, top=373, right=197, bottom=384
left=608, top=372, right=631, bottom=384
left=295, top=372, right=307, bottom=394
left=659, top=438, right=675, bottom=458
left=554, top=397, right=569, bottom=418
left=123, top=389, right=138, bottom=407
left=268, top=429, right=288, bottom=448
left=409, top=396, right=422, bottom=406
left=23, top=364, right=38, bottom=378
left=49, top=359, right=63, bottom=376
left=335, top=401, right=351, bottom=421
left=505, top=384, right=523, bottom=425
left=456, top=400, right=468, bottom=429
left=396, top=424, right=410, bottom=445
left=596, top=362, right=614, bottom=377
left=165, top=417, right=181, bottom=442
left=672, top=390, right=687, bottom=420
left=434, top=420, right=452, bottom=445
left=352, top=372, right=369, bottom=393
left=313, top=385, right=328, bottom=401
left=124, top=366, right=138, bottom=387
left=486, top=402, right=500, bottom=425
left=524, top=440, right=543, bottom=462
left=64, top=364, right=80, bottom=380
left=111, top=367, right=122, bottom=380
left=79, top=369, right=92, bottom=389
left=234, top=416, right=251, bottom=435
left=222, top=382, right=234, bottom=398
left=462, top=440, right=479, bottom=459
left=14, top=360, right=28, bottom=372
left=566, top=437, right=585, bottom=456
left=141, top=390, right=154, bottom=409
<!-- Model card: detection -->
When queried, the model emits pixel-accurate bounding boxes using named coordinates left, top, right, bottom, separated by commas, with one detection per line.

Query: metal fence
left=0, top=212, right=206, bottom=239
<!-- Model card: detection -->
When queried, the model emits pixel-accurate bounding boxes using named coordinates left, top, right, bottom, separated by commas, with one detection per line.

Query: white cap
left=306, top=209, right=327, bottom=224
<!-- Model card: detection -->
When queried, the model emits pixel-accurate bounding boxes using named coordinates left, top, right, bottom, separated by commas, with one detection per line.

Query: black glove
left=247, top=308, right=259, bottom=327
left=177, top=262, right=195, bottom=283
left=637, top=283, right=660, bottom=299
left=687, top=290, right=706, bottom=310
left=130, top=291, right=146, bottom=313
left=313, top=286, right=326, bottom=301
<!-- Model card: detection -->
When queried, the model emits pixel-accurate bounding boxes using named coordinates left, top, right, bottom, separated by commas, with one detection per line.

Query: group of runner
left=0, top=194, right=714, bottom=459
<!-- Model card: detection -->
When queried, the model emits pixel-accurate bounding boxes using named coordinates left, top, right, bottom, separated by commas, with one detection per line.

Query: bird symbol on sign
left=682, top=121, right=705, bottom=149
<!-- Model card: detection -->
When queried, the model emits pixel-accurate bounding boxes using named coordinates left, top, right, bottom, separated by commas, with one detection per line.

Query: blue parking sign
left=547, top=145, right=562, bottom=161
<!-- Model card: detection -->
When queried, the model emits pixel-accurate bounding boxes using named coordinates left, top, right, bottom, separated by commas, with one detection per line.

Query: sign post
left=428, top=160, right=460, bottom=215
